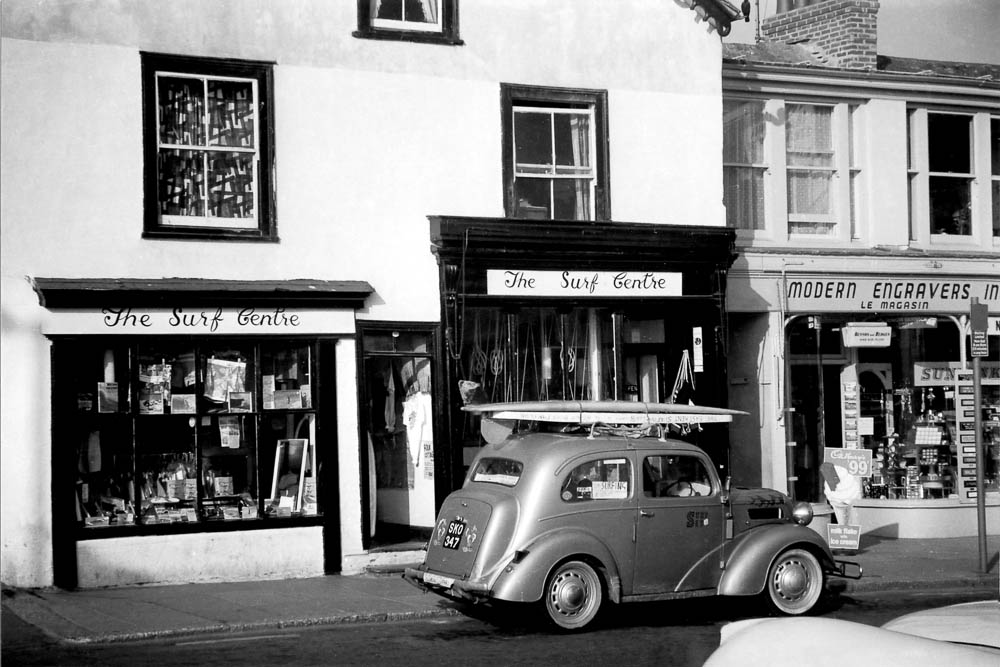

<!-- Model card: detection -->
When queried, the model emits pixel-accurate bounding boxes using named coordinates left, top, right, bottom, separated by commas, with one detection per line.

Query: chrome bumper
left=403, top=567, right=492, bottom=603
left=829, top=559, right=863, bottom=580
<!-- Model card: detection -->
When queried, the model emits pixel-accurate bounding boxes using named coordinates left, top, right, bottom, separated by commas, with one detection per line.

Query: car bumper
left=403, top=567, right=492, bottom=603
left=828, top=559, right=863, bottom=580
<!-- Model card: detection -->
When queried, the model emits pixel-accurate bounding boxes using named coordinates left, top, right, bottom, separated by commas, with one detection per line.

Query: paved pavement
left=2, top=535, right=997, bottom=645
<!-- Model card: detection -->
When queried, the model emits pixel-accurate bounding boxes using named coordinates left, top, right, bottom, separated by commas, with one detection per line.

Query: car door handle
left=640, top=510, right=655, bottom=517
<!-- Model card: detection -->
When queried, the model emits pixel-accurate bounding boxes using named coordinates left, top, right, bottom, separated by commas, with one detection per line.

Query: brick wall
left=763, top=0, right=879, bottom=70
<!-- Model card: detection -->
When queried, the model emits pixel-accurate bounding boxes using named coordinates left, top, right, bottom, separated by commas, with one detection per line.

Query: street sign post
left=969, top=299, right=988, bottom=573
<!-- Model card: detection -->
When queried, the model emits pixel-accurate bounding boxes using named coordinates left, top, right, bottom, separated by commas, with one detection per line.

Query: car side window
left=560, top=458, right=630, bottom=502
left=642, top=455, right=713, bottom=498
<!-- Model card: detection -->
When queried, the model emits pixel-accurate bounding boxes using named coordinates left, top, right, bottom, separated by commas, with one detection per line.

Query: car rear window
left=471, top=458, right=524, bottom=486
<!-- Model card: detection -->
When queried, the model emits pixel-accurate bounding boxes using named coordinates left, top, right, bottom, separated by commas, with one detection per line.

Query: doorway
left=359, top=325, right=438, bottom=549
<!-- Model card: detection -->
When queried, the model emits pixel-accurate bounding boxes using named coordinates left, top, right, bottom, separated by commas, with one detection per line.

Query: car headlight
left=792, top=501, right=813, bottom=526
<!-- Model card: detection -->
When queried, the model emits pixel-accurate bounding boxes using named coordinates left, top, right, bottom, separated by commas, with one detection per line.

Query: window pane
left=158, top=77, right=205, bottom=146
left=158, top=149, right=205, bottom=217
left=991, top=118, right=1000, bottom=177
left=724, top=165, right=765, bottom=230
left=928, top=114, right=971, bottom=173
left=723, top=100, right=764, bottom=164
left=562, top=458, right=630, bottom=502
left=514, top=111, right=553, bottom=171
left=553, top=113, right=591, bottom=172
left=208, top=152, right=255, bottom=219
left=207, top=80, right=255, bottom=148
left=929, top=176, right=972, bottom=235
left=788, top=170, right=832, bottom=215
left=553, top=178, right=592, bottom=220
left=642, top=455, right=712, bottom=498
left=992, top=181, right=1000, bottom=237
left=374, top=0, right=438, bottom=23
left=786, top=105, right=833, bottom=167
left=513, top=178, right=551, bottom=219
left=908, top=173, right=918, bottom=241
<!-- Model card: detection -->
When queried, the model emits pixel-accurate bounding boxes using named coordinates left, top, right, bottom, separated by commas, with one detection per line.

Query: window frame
left=353, top=0, right=462, bottom=45
left=907, top=107, right=996, bottom=248
left=141, top=52, right=277, bottom=242
left=501, top=83, right=610, bottom=222
left=722, top=95, right=859, bottom=244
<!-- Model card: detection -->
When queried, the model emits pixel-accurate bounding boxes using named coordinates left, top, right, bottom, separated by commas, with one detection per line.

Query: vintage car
left=403, top=401, right=861, bottom=630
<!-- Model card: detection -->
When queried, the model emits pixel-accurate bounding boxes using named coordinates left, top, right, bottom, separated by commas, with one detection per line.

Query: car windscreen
left=471, top=458, right=524, bottom=487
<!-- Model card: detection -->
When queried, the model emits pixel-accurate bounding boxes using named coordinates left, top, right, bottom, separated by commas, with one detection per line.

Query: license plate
left=424, top=572, right=455, bottom=588
left=443, top=519, right=466, bottom=550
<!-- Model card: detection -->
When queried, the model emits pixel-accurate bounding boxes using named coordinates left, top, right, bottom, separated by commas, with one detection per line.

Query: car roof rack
left=462, top=400, right=746, bottom=426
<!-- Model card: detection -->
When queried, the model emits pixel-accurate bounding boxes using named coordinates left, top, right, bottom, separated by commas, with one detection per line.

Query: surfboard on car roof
left=461, top=400, right=747, bottom=425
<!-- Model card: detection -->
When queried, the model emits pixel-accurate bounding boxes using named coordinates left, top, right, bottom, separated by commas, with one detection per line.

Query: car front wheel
left=764, top=548, right=823, bottom=615
left=544, top=560, right=603, bottom=630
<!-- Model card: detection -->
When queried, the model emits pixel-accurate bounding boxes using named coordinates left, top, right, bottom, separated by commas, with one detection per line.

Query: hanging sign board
left=970, top=300, right=989, bottom=357
left=841, top=323, right=892, bottom=347
left=487, top=270, right=682, bottom=298
left=824, top=447, right=873, bottom=477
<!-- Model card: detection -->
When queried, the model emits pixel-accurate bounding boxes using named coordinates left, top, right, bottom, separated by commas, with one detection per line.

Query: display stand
left=270, top=438, right=314, bottom=513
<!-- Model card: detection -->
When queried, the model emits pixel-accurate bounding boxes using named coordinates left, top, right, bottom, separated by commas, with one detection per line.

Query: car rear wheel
left=764, top=548, right=823, bottom=615
left=544, top=560, right=603, bottom=630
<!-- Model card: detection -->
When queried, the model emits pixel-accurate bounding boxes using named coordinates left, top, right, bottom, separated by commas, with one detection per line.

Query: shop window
left=502, top=84, right=610, bottom=221
left=353, top=0, right=461, bottom=44
left=561, top=458, right=631, bottom=502
left=55, top=339, right=327, bottom=534
left=141, top=53, right=276, bottom=241
left=722, top=96, right=859, bottom=242
left=908, top=108, right=997, bottom=246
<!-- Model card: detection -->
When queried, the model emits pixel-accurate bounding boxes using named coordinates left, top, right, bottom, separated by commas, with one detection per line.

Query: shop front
left=429, top=217, right=739, bottom=486
left=754, top=273, right=1000, bottom=538
left=34, top=278, right=372, bottom=588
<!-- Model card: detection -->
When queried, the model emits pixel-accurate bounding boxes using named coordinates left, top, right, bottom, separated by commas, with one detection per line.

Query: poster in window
left=219, top=416, right=241, bottom=449
left=139, top=387, right=164, bottom=414
left=205, top=358, right=246, bottom=403
left=97, top=382, right=119, bottom=413
left=228, top=391, right=252, bottom=413
left=171, top=394, right=197, bottom=414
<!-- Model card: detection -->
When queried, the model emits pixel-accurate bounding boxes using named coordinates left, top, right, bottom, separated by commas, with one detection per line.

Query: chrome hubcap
left=551, top=571, right=588, bottom=615
left=774, top=559, right=809, bottom=600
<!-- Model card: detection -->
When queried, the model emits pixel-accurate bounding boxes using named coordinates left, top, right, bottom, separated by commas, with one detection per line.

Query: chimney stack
left=764, top=0, right=879, bottom=70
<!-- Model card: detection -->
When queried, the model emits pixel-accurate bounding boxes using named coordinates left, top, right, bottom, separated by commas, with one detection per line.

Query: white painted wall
left=1, top=0, right=727, bottom=587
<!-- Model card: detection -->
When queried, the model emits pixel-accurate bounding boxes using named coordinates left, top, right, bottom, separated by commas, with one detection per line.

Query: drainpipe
left=780, top=262, right=804, bottom=500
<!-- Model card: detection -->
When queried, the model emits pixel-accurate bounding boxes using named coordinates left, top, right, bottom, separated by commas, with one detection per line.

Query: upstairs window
left=355, top=0, right=461, bottom=44
left=142, top=53, right=276, bottom=241
left=908, top=108, right=996, bottom=245
left=722, top=97, right=857, bottom=242
left=502, top=84, right=610, bottom=221
left=723, top=100, right=766, bottom=231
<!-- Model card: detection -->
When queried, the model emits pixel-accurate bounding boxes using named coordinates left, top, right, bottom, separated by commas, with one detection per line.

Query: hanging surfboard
left=462, top=400, right=746, bottom=425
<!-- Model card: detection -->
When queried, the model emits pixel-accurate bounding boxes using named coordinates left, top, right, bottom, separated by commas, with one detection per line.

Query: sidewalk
left=3, top=535, right=997, bottom=645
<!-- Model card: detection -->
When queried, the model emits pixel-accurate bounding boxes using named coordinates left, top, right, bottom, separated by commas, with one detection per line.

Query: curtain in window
left=723, top=101, right=765, bottom=230
left=570, top=115, right=592, bottom=220
left=786, top=105, right=834, bottom=231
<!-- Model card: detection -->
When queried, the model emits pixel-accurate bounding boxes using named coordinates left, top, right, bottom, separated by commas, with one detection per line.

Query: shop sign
left=486, top=270, right=681, bottom=297
left=824, top=447, right=873, bottom=477
left=827, top=524, right=861, bottom=551
left=841, top=323, right=891, bottom=347
left=784, top=277, right=1000, bottom=314
left=913, top=361, right=1000, bottom=387
left=41, top=307, right=356, bottom=336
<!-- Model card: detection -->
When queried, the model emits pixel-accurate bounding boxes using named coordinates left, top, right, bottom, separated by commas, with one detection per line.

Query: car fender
left=488, top=527, right=622, bottom=604
left=718, top=524, right=836, bottom=597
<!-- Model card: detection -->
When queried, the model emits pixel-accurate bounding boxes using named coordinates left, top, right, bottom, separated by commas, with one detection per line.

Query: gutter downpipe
left=780, top=262, right=805, bottom=501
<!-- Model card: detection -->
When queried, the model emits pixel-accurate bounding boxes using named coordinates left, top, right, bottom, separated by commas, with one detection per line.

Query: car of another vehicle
left=403, top=401, right=861, bottom=631
left=703, top=600, right=1000, bottom=666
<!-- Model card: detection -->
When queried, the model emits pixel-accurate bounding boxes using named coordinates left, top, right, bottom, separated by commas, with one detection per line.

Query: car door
left=632, top=452, right=725, bottom=594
